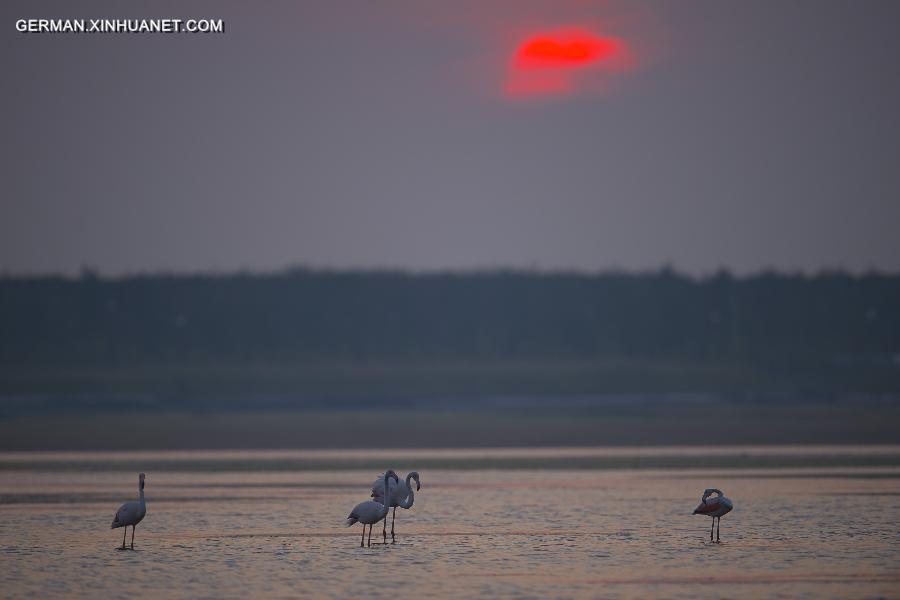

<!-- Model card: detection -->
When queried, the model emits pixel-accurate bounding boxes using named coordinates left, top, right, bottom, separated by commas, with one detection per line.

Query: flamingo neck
left=380, top=472, right=391, bottom=510
left=399, top=475, right=415, bottom=509
left=399, top=480, right=416, bottom=508
left=702, top=488, right=722, bottom=503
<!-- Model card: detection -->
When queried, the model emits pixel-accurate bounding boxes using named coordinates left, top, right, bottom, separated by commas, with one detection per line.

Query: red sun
left=505, top=28, right=633, bottom=100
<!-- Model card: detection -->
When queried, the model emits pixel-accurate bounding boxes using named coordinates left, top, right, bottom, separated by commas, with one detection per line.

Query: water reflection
left=1, top=448, right=898, bottom=598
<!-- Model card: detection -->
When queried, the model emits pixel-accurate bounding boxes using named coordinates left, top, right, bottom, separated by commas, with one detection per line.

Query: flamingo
left=371, top=471, right=421, bottom=543
left=693, top=488, right=733, bottom=542
left=345, top=469, right=399, bottom=547
left=111, top=473, right=147, bottom=549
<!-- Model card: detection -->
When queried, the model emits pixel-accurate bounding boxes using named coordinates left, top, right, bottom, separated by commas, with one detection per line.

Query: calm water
left=1, top=447, right=899, bottom=599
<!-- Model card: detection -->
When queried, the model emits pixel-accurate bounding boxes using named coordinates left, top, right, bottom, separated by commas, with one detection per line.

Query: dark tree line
left=0, top=269, right=898, bottom=368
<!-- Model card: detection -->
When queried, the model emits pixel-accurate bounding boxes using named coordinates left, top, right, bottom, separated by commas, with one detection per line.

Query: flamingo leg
left=123, top=527, right=127, bottom=549
left=391, top=507, right=396, bottom=542
left=131, top=525, right=136, bottom=549
left=382, top=512, right=387, bottom=543
left=710, top=518, right=715, bottom=541
left=360, top=525, right=365, bottom=547
left=716, top=517, right=721, bottom=542
left=367, top=523, right=372, bottom=547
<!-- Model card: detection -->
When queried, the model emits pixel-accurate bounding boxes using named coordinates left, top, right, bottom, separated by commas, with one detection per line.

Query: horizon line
left=2, top=263, right=900, bottom=282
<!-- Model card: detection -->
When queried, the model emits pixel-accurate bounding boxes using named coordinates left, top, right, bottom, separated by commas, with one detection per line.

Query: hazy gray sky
left=3, top=0, right=899, bottom=275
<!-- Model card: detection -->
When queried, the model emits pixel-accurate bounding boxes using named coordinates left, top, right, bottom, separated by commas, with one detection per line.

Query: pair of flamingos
left=345, top=470, right=421, bottom=547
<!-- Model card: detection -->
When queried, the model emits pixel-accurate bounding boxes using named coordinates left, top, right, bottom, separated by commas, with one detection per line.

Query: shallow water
left=1, top=448, right=899, bottom=599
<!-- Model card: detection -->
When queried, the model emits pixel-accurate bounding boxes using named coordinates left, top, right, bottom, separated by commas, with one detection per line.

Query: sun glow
left=505, top=28, right=633, bottom=100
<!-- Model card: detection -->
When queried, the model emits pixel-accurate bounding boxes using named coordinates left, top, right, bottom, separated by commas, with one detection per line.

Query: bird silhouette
left=111, top=473, right=147, bottom=549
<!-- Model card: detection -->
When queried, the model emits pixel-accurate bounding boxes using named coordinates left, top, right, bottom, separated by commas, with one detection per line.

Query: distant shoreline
left=6, top=264, right=900, bottom=280
left=2, top=269, right=898, bottom=395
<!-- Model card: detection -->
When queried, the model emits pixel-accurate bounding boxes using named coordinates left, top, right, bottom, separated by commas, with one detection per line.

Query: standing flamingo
left=693, top=487, right=733, bottom=542
left=111, top=473, right=147, bottom=549
left=345, top=470, right=399, bottom=547
left=371, top=471, right=421, bottom=542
